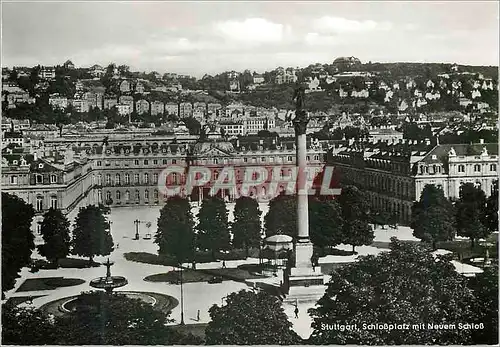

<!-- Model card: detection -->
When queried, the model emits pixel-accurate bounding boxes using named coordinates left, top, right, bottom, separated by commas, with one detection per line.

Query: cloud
left=304, top=32, right=339, bottom=46
left=312, top=16, right=392, bottom=34
left=213, top=18, right=288, bottom=43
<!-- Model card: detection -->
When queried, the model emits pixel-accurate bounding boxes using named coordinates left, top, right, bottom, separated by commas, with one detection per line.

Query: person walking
left=294, top=305, right=299, bottom=319
left=197, top=310, right=200, bottom=321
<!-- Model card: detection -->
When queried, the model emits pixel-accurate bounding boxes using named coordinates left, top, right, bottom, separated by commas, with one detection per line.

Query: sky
left=2, top=1, right=499, bottom=77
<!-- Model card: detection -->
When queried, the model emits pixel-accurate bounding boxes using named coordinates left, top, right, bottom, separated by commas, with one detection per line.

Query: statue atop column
left=292, top=84, right=309, bottom=135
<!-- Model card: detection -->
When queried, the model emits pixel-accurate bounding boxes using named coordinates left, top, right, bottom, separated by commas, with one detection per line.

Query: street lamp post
left=133, top=219, right=140, bottom=240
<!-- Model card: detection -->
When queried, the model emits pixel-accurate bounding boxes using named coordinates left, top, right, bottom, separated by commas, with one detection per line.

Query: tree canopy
left=455, top=183, right=489, bottom=247
left=337, top=185, right=374, bottom=252
left=71, top=205, right=114, bottom=262
left=1, top=193, right=35, bottom=297
left=231, top=197, right=262, bottom=256
left=309, top=238, right=480, bottom=345
left=205, top=289, right=301, bottom=345
left=197, top=196, right=230, bottom=259
left=38, top=208, right=71, bottom=264
left=2, top=291, right=202, bottom=345
left=155, top=197, right=195, bottom=264
left=411, top=184, right=456, bottom=249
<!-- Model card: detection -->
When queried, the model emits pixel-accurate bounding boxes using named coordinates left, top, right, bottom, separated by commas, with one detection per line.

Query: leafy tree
left=197, top=196, right=230, bottom=259
left=232, top=197, right=262, bottom=257
left=456, top=183, right=488, bottom=247
left=337, top=185, right=374, bottom=252
left=411, top=184, right=455, bottom=249
left=264, top=193, right=297, bottom=237
left=71, top=205, right=114, bottom=262
left=468, top=264, right=498, bottom=344
left=205, top=290, right=301, bottom=345
left=1, top=193, right=35, bottom=297
left=483, top=180, right=499, bottom=233
left=155, top=197, right=195, bottom=264
left=2, top=292, right=202, bottom=345
left=309, top=197, right=343, bottom=249
left=2, top=303, right=58, bottom=345
left=38, top=208, right=71, bottom=265
left=309, top=238, right=479, bottom=345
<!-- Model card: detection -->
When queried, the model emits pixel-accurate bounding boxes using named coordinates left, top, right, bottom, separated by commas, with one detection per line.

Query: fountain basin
left=89, top=276, right=128, bottom=290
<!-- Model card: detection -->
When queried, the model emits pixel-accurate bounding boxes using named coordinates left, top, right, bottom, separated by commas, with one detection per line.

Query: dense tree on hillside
left=71, top=205, right=114, bottom=262
left=1, top=193, right=35, bottom=297
left=232, top=197, right=262, bottom=257
left=38, top=208, right=71, bottom=265
left=206, top=290, right=301, bottom=345
left=309, top=239, right=480, bottom=345
left=337, top=185, right=374, bottom=252
left=456, top=183, right=489, bottom=247
left=411, top=184, right=455, bottom=249
left=183, top=117, right=201, bottom=135
left=155, top=197, right=195, bottom=264
left=197, top=196, right=230, bottom=259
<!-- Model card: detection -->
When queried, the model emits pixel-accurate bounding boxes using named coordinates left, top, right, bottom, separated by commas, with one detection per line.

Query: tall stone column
left=294, top=114, right=313, bottom=268
left=285, top=86, right=324, bottom=303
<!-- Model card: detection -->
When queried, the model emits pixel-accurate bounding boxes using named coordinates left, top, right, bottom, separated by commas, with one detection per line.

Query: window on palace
left=116, top=191, right=121, bottom=200
left=314, top=155, right=319, bottom=161
left=105, top=174, right=111, bottom=185
left=474, top=164, right=481, bottom=172
left=261, top=157, right=266, bottom=162
left=307, top=156, right=310, bottom=161
left=115, top=174, right=121, bottom=185
left=153, top=159, right=158, bottom=165
left=144, top=160, right=149, bottom=165
left=214, top=158, right=218, bottom=164
left=97, top=161, right=102, bottom=167
left=163, top=159, right=168, bottom=165
left=458, top=165, right=465, bottom=173
left=134, top=159, right=139, bottom=165
left=134, top=174, right=139, bottom=184
left=214, top=170, right=219, bottom=180
left=50, top=196, right=57, bottom=209
left=145, top=190, right=149, bottom=200
left=135, top=190, right=140, bottom=200
left=244, top=157, right=248, bottom=163
left=490, top=164, right=497, bottom=171
left=144, top=173, right=149, bottom=184
left=172, top=173, right=178, bottom=184
left=172, top=159, right=177, bottom=164
left=106, top=191, right=111, bottom=201
left=97, top=174, right=102, bottom=185
left=154, top=190, right=158, bottom=199
left=36, top=174, right=43, bottom=184
left=287, top=156, right=293, bottom=162
left=153, top=173, right=158, bottom=183
left=10, top=176, right=17, bottom=184
left=125, top=173, right=130, bottom=184
left=125, top=190, right=130, bottom=201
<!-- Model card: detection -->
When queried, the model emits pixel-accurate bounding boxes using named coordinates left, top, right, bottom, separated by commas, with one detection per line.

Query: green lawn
left=16, top=277, right=86, bottom=292
left=144, top=267, right=261, bottom=283
left=6, top=295, right=46, bottom=306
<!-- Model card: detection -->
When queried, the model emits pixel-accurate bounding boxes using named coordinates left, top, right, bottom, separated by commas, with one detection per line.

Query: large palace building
left=329, top=138, right=498, bottom=225
left=2, top=134, right=329, bottom=235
